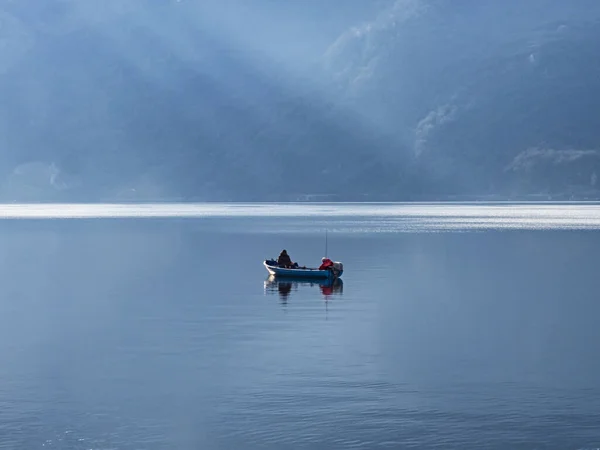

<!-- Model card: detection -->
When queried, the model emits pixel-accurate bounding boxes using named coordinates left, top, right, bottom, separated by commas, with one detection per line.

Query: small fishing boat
left=263, top=259, right=343, bottom=280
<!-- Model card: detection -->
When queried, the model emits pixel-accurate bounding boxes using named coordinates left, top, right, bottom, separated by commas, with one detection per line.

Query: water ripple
left=2, top=202, right=600, bottom=235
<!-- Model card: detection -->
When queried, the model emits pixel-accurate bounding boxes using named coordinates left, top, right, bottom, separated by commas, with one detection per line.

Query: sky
left=1, top=0, right=600, bottom=201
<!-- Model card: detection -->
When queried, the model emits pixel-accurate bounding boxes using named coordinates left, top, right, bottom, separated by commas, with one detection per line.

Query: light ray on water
left=1, top=203, right=600, bottom=232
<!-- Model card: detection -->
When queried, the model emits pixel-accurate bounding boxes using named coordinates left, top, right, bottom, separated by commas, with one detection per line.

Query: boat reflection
left=264, top=275, right=344, bottom=301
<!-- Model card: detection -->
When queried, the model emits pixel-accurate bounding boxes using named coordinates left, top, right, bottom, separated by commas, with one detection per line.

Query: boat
left=263, top=259, right=343, bottom=280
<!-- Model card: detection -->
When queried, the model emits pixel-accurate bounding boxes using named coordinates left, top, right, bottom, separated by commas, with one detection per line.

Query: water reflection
left=264, top=276, right=344, bottom=302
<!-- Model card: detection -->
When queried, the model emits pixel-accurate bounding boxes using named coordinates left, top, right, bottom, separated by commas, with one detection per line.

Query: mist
left=1, top=0, right=600, bottom=201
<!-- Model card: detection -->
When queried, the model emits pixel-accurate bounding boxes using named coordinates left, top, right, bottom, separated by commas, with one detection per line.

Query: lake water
left=1, top=203, right=599, bottom=449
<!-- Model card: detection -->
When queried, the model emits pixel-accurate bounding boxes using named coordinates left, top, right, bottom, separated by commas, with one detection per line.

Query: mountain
left=322, top=0, right=600, bottom=199
left=1, top=0, right=600, bottom=201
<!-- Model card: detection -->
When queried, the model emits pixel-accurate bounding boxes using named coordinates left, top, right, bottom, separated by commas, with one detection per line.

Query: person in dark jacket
left=277, top=249, right=296, bottom=268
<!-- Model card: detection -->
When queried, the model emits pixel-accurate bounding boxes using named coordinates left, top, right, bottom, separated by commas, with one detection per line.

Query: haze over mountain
left=1, top=0, right=599, bottom=201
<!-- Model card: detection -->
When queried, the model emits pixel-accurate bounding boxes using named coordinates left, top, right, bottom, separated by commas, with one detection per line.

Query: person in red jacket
left=319, top=257, right=334, bottom=270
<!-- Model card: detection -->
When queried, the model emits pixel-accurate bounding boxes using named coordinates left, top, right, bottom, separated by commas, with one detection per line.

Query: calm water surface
left=0, top=203, right=599, bottom=449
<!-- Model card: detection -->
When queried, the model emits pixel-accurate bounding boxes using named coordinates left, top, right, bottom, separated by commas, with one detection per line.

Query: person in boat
left=319, top=257, right=334, bottom=271
left=277, top=249, right=298, bottom=268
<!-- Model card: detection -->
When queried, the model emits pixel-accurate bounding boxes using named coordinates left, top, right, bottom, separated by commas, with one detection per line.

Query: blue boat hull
left=263, top=261, right=343, bottom=279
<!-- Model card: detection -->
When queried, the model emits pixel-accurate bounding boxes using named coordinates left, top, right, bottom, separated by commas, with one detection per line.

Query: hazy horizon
left=1, top=0, right=600, bottom=202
